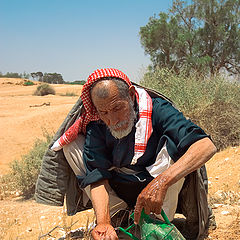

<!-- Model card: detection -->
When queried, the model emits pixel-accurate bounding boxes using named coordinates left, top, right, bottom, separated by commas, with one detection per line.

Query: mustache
left=110, top=119, right=129, bottom=130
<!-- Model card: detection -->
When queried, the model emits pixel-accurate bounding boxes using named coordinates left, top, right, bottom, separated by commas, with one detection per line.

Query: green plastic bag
left=118, top=209, right=185, bottom=240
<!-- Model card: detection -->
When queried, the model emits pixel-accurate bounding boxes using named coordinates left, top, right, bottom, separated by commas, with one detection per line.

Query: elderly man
left=36, top=68, right=216, bottom=240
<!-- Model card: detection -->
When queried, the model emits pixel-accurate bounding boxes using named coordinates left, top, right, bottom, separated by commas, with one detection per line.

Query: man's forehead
left=91, top=79, right=119, bottom=98
left=93, top=79, right=115, bottom=89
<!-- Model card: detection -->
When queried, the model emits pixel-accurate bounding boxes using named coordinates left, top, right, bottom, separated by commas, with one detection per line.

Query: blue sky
left=0, top=0, right=173, bottom=82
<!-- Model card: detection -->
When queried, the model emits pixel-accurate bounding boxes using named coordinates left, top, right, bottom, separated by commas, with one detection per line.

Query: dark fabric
left=177, top=169, right=209, bottom=239
left=109, top=175, right=152, bottom=208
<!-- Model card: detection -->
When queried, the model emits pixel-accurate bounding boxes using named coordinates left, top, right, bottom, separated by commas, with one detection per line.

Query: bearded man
left=35, top=68, right=216, bottom=240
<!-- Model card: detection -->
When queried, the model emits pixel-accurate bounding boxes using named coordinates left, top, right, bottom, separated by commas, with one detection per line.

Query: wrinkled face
left=91, top=81, right=136, bottom=139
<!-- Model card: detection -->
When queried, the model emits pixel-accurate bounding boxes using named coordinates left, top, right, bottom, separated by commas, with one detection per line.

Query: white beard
left=108, top=100, right=136, bottom=139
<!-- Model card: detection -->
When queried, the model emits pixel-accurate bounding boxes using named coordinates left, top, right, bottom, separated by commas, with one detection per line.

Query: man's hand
left=91, top=223, right=118, bottom=240
left=134, top=137, right=217, bottom=225
left=134, top=174, right=168, bottom=224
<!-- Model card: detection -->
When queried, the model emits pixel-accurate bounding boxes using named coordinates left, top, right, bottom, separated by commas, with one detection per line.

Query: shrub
left=140, top=68, right=240, bottom=150
left=8, top=133, right=52, bottom=198
left=190, top=100, right=240, bottom=150
left=23, top=80, right=34, bottom=86
left=34, top=83, right=55, bottom=96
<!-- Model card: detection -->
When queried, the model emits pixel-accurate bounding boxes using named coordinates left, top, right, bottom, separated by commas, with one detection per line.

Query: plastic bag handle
left=118, top=209, right=171, bottom=240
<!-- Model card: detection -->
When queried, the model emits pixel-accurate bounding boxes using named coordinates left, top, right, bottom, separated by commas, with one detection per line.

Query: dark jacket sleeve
left=78, top=122, right=113, bottom=188
left=152, top=98, right=209, bottom=161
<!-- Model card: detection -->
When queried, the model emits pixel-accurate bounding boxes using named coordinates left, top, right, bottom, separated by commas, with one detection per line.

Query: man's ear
left=129, top=85, right=136, bottom=101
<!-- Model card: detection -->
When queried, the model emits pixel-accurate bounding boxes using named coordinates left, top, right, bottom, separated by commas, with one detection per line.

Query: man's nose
left=108, top=113, right=119, bottom=127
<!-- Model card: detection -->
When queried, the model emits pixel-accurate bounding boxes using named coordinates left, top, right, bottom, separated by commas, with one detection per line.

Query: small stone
left=215, top=176, right=219, bottom=180
left=212, top=204, right=223, bottom=209
left=221, top=211, right=229, bottom=215
left=224, top=157, right=229, bottom=161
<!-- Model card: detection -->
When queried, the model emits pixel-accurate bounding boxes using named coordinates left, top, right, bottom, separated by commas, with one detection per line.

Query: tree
left=31, top=72, right=43, bottom=81
left=42, top=73, right=64, bottom=84
left=139, top=0, right=240, bottom=75
left=31, top=72, right=37, bottom=80
left=36, top=72, right=43, bottom=81
left=22, top=71, right=30, bottom=79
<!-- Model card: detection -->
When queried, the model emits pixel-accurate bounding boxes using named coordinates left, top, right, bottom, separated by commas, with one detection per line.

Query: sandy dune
left=0, top=78, right=83, bottom=175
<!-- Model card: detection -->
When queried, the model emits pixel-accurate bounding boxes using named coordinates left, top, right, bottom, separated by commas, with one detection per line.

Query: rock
left=221, top=211, right=229, bottom=215
left=212, top=204, right=224, bottom=209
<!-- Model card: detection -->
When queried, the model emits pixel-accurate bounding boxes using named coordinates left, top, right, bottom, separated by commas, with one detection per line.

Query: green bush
left=23, top=80, right=34, bottom=86
left=34, top=83, right=55, bottom=96
left=8, top=133, right=52, bottom=198
left=140, top=68, right=240, bottom=150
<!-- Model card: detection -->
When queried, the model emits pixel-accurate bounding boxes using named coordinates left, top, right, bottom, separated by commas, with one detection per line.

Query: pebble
left=221, top=211, right=229, bottom=215
left=212, top=204, right=224, bottom=209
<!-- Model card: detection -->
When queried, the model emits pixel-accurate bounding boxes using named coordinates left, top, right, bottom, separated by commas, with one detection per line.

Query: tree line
left=0, top=71, right=86, bottom=84
left=139, top=0, right=240, bottom=76
left=0, top=71, right=65, bottom=84
left=0, top=71, right=30, bottom=79
left=31, top=72, right=64, bottom=84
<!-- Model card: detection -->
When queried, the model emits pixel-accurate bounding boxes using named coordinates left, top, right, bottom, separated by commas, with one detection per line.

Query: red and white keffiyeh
left=51, top=68, right=153, bottom=164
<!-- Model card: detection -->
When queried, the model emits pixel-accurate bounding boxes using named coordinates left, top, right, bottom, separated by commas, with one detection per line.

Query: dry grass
left=38, top=205, right=95, bottom=240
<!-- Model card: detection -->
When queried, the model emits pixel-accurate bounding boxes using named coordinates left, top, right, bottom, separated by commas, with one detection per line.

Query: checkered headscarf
left=51, top=68, right=152, bottom=164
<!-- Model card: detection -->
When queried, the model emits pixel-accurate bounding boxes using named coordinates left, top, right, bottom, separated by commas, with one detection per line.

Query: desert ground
left=0, top=78, right=239, bottom=239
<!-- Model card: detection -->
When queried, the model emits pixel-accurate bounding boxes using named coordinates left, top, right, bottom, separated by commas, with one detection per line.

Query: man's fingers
left=154, top=204, right=162, bottom=215
left=144, top=206, right=152, bottom=215
left=134, top=201, right=143, bottom=224
left=91, top=230, right=101, bottom=240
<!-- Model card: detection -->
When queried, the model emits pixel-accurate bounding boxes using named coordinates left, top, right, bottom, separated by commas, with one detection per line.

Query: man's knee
left=63, top=134, right=86, bottom=176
